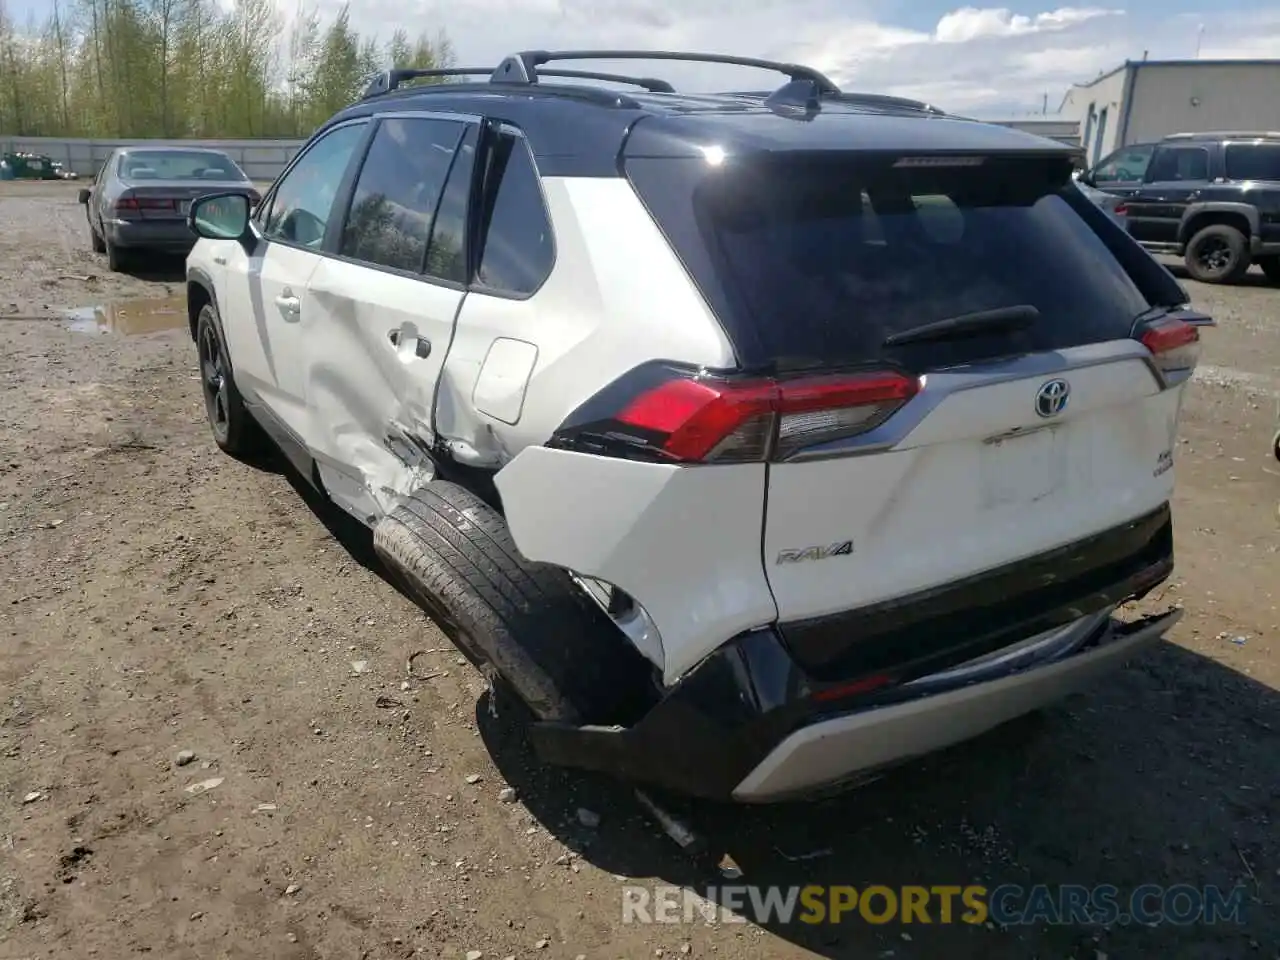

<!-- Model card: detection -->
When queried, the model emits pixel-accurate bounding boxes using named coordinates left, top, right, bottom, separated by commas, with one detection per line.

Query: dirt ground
left=1, top=179, right=1277, bottom=960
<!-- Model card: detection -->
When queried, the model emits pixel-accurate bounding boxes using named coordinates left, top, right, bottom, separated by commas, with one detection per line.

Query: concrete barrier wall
left=1, top=136, right=306, bottom=181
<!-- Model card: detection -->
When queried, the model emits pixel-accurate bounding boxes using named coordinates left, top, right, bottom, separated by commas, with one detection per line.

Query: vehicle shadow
left=475, top=639, right=1278, bottom=960
left=273, top=463, right=1276, bottom=958
left=119, top=253, right=187, bottom=283
left=1159, top=260, right=1276, bottom=289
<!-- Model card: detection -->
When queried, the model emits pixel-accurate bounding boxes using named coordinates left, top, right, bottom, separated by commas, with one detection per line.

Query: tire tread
left=373, top=481, right=655, bottom=725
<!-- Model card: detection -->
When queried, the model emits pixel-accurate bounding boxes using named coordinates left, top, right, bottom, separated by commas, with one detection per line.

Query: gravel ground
left=1, top=180, right=1277, bottom=960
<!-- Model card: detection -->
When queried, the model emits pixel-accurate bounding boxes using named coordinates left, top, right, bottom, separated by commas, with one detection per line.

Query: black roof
left=323, top=49, right=1079, bottom=177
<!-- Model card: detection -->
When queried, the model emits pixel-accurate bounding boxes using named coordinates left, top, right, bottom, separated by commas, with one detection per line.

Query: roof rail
left=1163, top=130, right=1280, bottom=140
left=489, top=49, right=841, bottom=94
left=826, top=91, right=946, bottom=115
left=536, top=69, right=675, bottom=93
left=360, top=64, right=675, bottom=100
left=361, top=67, right=492, bottom=99
left=356, top=50, right=957, bottom=122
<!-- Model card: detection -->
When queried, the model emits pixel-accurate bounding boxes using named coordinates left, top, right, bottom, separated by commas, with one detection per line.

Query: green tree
left=0, top=0, right=454, bottom=139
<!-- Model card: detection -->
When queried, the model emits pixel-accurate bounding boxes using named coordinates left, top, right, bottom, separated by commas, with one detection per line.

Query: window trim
left=253, top=118, right=374, bottom=255
left=250, top=108, right=559, bottom=300
left=328, top=113, right=476, bottom=289
left=468, top=120, right=558, bottom=302
left=256, top=109, right=489, bottom=295
left=1145, top=144, right=1210, bottom=184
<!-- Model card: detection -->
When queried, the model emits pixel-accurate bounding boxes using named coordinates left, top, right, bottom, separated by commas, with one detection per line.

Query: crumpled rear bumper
left=527, top=608, right=1180, bottom=803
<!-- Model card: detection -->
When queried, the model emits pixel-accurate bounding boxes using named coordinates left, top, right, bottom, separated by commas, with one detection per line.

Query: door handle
left=213, top=255, right=227, bottom=265
left=388, top=329, right=431, bottom=359
left=274, top=294, right=300, bottom=316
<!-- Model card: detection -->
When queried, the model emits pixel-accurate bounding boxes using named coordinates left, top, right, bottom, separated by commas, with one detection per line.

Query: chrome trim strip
left=785, top=339, right=1163, bottom=462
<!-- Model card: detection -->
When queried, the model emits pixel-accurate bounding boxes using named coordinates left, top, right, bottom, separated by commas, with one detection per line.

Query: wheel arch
left=1179, top=203, right=1258, bottom=244
left=186, top=268, right=217, bottom=344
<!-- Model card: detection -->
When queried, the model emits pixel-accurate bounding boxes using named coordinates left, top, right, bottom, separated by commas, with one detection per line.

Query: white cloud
left=934, top=6, right=1118, bottom=44
left=317, top=2, right=1280, bottom=115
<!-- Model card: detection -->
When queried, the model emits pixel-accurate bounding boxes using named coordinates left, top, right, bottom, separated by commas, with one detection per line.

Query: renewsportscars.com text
left=622, top=883, right=1248, bottom=927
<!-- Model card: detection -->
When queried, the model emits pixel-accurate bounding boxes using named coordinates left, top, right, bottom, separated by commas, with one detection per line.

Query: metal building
left=1060, top=58, right=1280, bottom=167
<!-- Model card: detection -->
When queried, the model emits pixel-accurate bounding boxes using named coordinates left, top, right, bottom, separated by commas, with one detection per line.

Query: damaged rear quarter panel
left=494, top=446, right=778, bottom=685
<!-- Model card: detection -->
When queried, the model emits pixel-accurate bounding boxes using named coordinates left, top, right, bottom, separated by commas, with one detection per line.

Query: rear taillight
left=554, top=366, right=920, bottom=464
left=1113, top=202, right=1128, bottom=216
left=1139, top=316, right=1200, bottom=381
left=114, top=195, right=173, bottom=214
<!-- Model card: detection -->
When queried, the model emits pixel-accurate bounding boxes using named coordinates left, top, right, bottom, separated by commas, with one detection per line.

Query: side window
left=339, top=117, right=466, bottom=273
left=262, top=122, right=367, bottom=249
left=1145, top=146, right=1209, bottom=183
left=475, top=133, right=554, bottom=295
left=1224, top=143, right=1280, bottom=181
left=425, top=125, right=478, bottom=284
left=1092, top=145, right=1153, bottom=183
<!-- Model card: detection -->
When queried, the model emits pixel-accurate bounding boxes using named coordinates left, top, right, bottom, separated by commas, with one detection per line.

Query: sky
left=9, top=0, right=1280, bottom=116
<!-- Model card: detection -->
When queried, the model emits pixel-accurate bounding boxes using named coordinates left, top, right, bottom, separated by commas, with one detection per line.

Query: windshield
left=119, top=151, right=247, bottom=181
left=627, top=153, right=1154, bottom=371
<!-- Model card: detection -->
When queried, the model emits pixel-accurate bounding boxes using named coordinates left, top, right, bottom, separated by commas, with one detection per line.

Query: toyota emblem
left=1035, top=379, right=1070, bottom=418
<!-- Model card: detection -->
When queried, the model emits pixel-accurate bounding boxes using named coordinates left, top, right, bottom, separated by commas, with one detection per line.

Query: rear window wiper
left=882, top=305, right=1039, bottom=348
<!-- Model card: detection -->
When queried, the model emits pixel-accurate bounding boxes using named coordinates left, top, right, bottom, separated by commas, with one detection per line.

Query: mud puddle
left=66, top=295, right=186, bottom=336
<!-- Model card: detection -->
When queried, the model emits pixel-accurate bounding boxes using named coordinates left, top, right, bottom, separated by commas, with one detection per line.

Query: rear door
left=304, top=113, right=477, bottom=517
left=1127, top=144, right=1210, bottom=245
left=1223, top=142, right=1280, bottom=245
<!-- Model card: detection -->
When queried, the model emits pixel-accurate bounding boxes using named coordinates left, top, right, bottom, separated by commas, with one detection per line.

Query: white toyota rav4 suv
left=183, top=50, right=1209, bottom=803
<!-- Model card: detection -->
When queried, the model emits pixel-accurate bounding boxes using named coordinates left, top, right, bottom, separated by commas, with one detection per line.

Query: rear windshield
left=626, top=154, right=1154, bottom=372
left=119, top=151, right=246, bottom=181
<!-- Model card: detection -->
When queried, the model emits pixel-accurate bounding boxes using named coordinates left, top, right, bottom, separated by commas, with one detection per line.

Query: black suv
left=1081, top=132, right=1280, bottom=284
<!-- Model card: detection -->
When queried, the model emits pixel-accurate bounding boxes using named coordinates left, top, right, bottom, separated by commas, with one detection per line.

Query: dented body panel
left=302, top=256, right=462, bottom=517
left=495, top=446, right=777, bottom=685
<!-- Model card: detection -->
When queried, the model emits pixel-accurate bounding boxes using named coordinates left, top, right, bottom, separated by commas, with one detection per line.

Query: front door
left=218, top=120, right=370, bottom=453
left=1088, top=143, right=1156, bottom=194
left=304, top=115, right=479, bottom=518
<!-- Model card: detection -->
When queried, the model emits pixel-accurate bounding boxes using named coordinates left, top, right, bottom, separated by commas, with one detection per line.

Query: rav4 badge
left=776, top=540, right=854, bottom=564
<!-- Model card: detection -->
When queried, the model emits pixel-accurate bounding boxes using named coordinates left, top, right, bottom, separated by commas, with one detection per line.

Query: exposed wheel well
left=186, top=280, right=212, bottom=343
left=1182, top=212, right=1252, bottom=244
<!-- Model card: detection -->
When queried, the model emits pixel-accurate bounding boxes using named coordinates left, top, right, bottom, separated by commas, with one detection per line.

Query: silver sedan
left=78, top=146, right=260, bottom=272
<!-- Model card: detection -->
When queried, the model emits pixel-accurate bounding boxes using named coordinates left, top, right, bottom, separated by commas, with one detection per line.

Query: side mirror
left=188, top=192, right=251, bottom=241
left=77, top=188, right=90, bottom=204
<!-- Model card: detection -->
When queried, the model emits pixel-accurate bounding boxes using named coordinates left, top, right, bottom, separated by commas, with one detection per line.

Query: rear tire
left=1184, top=224, right=1251, bottom=284
left=1272, top=429, right=1280, bottom=464
left=90, top=224, right=105, bottom=253
left=105, top=240, right=125, bottom=273
left=373, top=481, right=655, bottom=726
left=1259, top=255, right=1280, bottom=285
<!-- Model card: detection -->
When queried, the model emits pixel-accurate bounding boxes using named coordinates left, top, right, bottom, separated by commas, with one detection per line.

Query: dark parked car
left=77, top=146, right=260, bottom=271
left=1080, top=132, right=1280, bottom=284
